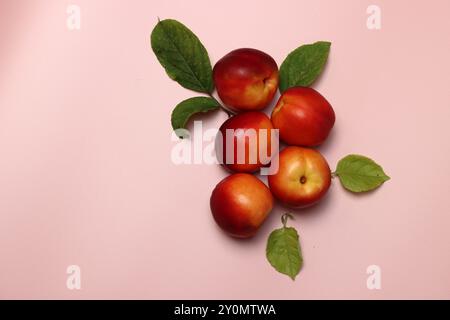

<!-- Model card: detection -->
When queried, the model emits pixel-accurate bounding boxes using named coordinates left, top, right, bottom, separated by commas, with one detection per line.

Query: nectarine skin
left=213, top=48, right=279, bottom=112
left=210, top=173, right=274, bottom=238
left=271, top=87, right=335, bottom=147
left=268, top=146, right=331, bottom=208
left=216, top=111, right=274, bottom=173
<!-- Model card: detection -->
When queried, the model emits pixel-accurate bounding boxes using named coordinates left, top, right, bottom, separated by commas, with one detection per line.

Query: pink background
left=1, top=0, right=449, bottom=299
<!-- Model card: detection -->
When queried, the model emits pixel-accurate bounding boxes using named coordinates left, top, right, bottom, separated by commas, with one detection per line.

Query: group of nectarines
left=210, top=48, right=335, bottom=238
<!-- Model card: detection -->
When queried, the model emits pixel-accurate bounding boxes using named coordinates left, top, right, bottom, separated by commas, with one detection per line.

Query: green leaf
left=171, top=97, right=220, bottom=136
left=279, top=41, right=331, bottom=92
left=151, top=19, right=214, bottom=93
left=266, top=225, right=303, bottom=280
left=335, top=154, right=390, bottom=193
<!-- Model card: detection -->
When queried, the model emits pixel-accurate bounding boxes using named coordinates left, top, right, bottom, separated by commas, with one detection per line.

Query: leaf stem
left=208, top=93, right=235, bottom=118
left=281, top=213, right=294, bottom=228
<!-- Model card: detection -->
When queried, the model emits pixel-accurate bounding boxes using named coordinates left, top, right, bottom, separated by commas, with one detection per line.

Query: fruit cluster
left=151, top=19, right=390, bottom=280
left=211, top=47, right=335, bottom=238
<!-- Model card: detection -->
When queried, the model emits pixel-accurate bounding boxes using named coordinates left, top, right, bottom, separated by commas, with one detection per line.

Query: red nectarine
left=210, top=173, right=274, bottom=238
left=271, top=87, right=335, bottom=147
left=216, top=111, right=274, bottom=173
left=268, top=146, right=331, bottom=208
left=213, top=48, right=279, bottom=112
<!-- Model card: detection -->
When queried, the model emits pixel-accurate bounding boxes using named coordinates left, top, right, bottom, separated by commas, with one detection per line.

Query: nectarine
left=213, top=48, right=279, bottom=112
left=268, top=146, right=331, bottom=208
left=271, top=87, right=335, bottom=147
left=216, top=111, right=274, bottom=173
left=210, top=173, right=274, bottom=238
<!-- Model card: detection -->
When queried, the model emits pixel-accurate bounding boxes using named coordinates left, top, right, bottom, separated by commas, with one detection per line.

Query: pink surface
left=1, top=0, right=450, bottom=299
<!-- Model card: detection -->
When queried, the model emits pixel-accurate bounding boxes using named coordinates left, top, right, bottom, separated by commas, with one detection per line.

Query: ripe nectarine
left=210, top=173, right=274, bottom=238
left=268, top=146, right=331, bottom=208
left=216, top=111, right=274, bottom=173
left=271, top=87, right=335, bottom=147
left=213, top=48, right=279, bottom=112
